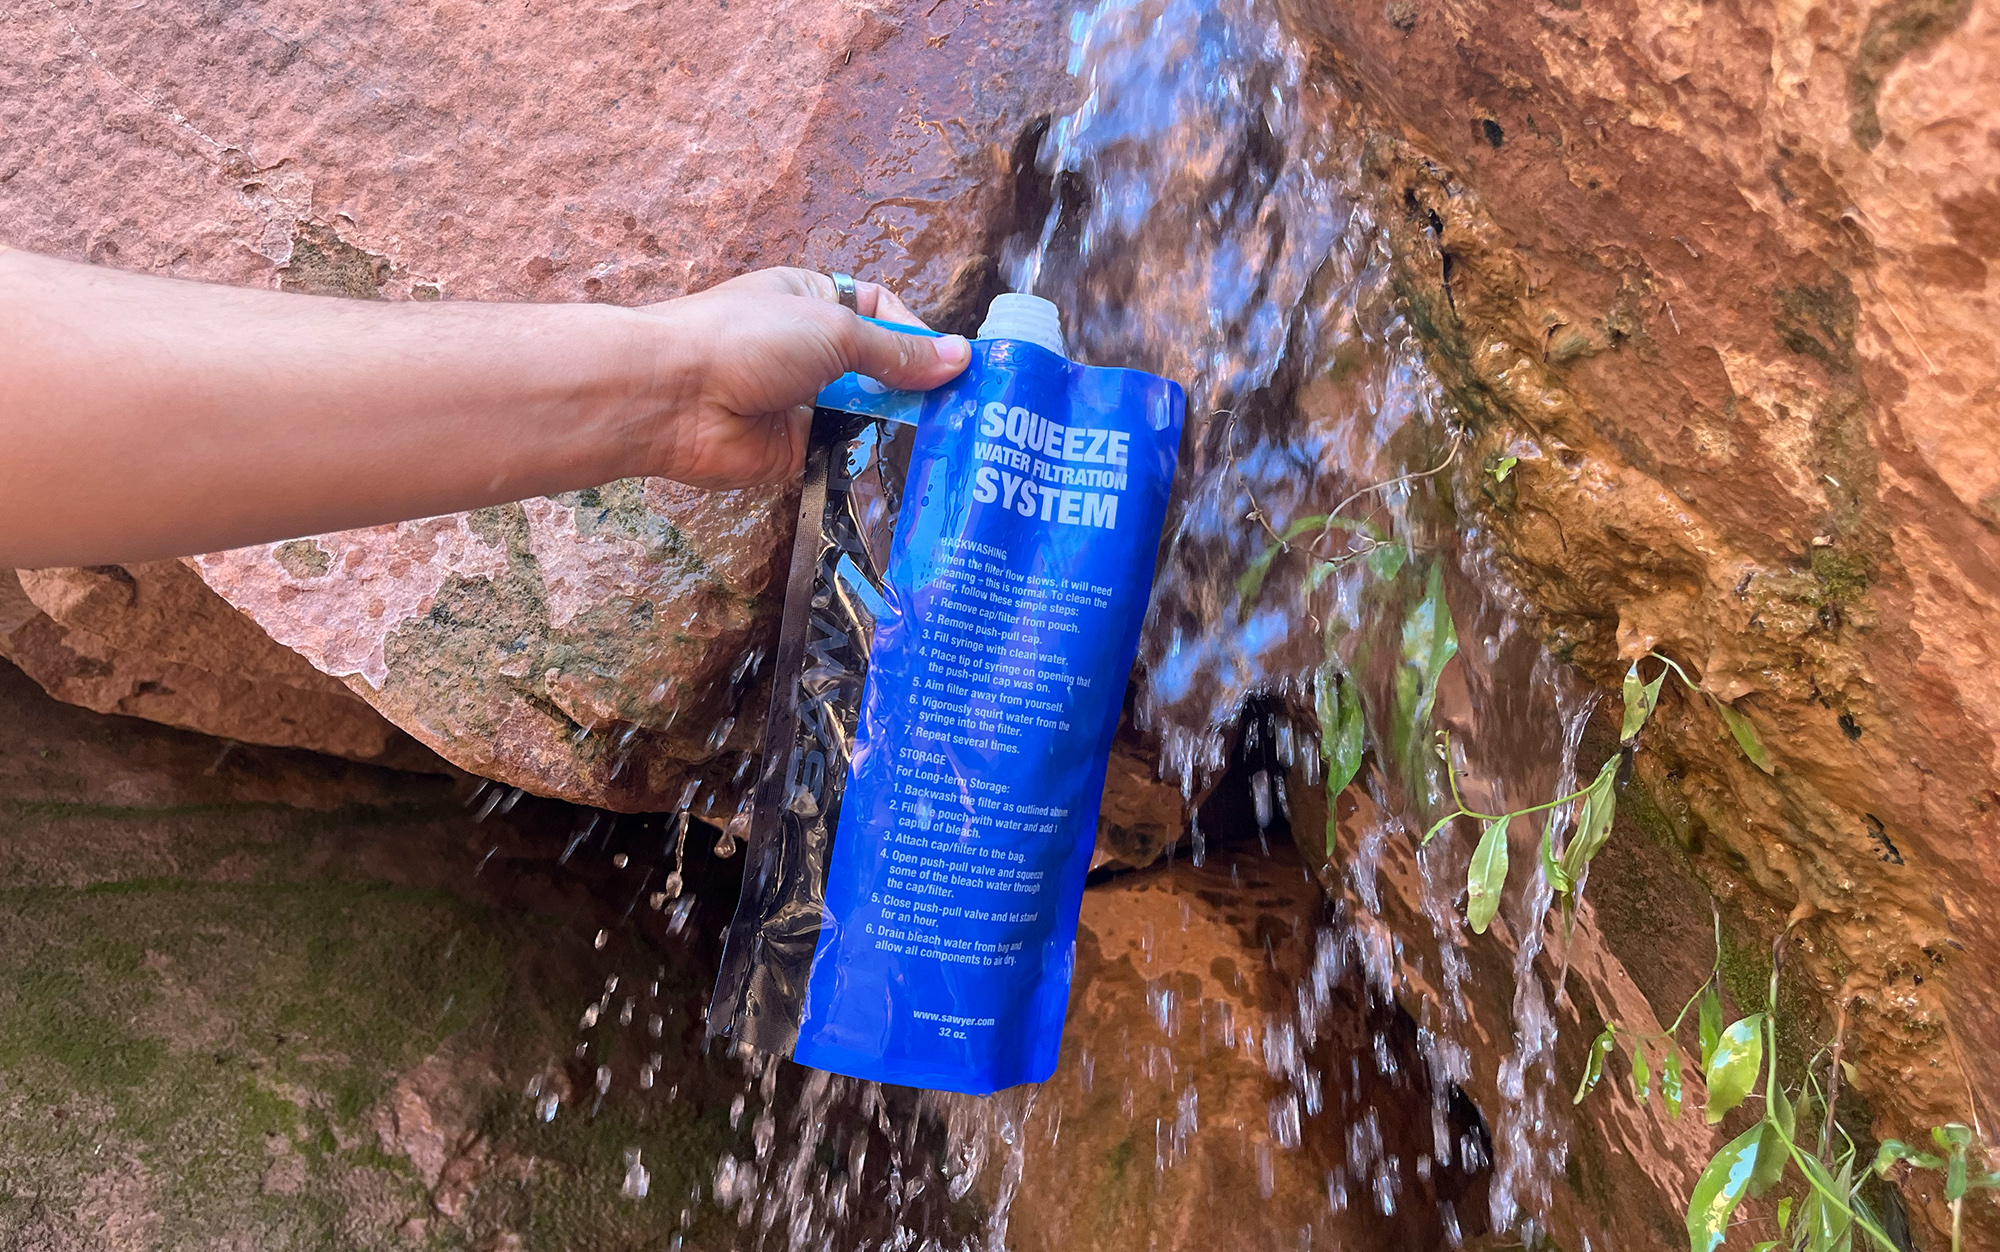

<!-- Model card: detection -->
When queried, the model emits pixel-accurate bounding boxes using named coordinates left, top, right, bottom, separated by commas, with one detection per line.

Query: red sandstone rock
left=0, top=562, right=434, bottom=767
left=0, top=0, right=1069, bottom=807
left=1279, top=0, right=2000, bottom=1242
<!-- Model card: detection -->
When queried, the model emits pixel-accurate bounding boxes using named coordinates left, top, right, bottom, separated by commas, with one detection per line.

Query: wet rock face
left=0, top=657, right=744, bottom=1250
left=1279, top=0, right=2000, bottom=1233
left=0, top=0, right=1069, bottom=809
left=1012, top=848, right=1492, bottom=1252
left=0, top=563, right=436, bottom=768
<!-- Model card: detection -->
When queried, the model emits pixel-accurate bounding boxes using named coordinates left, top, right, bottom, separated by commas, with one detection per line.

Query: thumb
left=839, top=317, right=972, bottom=391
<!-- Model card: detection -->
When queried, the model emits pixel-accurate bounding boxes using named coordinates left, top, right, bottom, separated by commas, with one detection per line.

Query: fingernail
left=934, top=334, right=970, bottom=366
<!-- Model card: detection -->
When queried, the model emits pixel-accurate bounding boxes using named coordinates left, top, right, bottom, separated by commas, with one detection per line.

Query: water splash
left=1009, top=0, right=1606, bottom=1239
left=523, top=0, right=1613, bottom=1243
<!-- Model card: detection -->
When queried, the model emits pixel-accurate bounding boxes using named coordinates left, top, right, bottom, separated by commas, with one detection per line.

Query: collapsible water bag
left=709, top=294, right=1184, bottom=1095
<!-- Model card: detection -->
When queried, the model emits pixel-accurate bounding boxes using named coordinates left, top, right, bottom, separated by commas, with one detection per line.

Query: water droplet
left=621, top=1147, right=650, bottom=1199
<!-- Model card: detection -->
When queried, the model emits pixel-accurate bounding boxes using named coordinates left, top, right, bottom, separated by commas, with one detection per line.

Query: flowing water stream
left=534, top=0, right=1614, bottom=1246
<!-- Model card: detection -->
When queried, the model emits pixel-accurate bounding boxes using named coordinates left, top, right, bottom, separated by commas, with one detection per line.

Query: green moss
left=280, top=224, right=389, bottom=300
left=0, top=962, right=166, bottom=1088
left=274, top=539, right=334, bottom=579
left=1619, top=776, right=1695, bottom=858
left=1809, top=547, right=1870, bottom=606
left=1322, top=337, right=1374, bottom=384
left=0, top=878, right=539, bottom=1246
left=478, top=1089, right=737, bottom=1252
left=1107, top=1135, right=1135, bottom=1183
left=1714, top=925, right=1771, bottom=1021
left=1773, top=282, right=1858, bottom=371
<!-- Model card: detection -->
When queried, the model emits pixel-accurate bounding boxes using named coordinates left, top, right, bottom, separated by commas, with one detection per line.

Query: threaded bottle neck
left=976, top=293, right=1066, bottom=358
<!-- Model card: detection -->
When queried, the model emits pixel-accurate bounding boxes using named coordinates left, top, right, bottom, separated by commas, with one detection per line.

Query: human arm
left=0, top=248, right=968, bottom=568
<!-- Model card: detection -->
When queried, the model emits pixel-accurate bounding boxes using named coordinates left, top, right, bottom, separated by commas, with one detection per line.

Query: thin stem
left=1305, top=431, right=1464, bottom=560
left=1219, top=409, right=1290, bottom=551
left=1225, top=407, right=1463, bottom=569
left=1665, top=920, right=1726, bottom=1036
left=1432, top=732, right=1599, bottom=825
left=1821, top=997, right=1851, bottom=1159
left=1646, top=650, right=1704, bottom=694
left=1440, top=783, right=1598, bottom=826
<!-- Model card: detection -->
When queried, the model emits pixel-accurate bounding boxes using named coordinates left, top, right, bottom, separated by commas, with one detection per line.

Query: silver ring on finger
left=829, top=271, right=859, bottom=312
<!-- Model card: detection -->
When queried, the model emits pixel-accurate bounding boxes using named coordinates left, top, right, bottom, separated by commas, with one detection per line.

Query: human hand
left=637, top=267, right=971, bottom=489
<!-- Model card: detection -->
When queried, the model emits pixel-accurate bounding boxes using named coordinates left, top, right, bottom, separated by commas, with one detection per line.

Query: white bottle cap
left=976, top=292, right=1067, bottom=358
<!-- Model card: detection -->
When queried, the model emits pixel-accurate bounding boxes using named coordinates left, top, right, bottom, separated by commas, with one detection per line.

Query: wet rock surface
left=0, top=0, right=1072, bottom=809
left=1010, top=846, right=1492, bottom=1251
left=1269, top=0, right=2000, bottom=1243
left=10, top=0, right=2000, bottom=1244
left=0, top=656, right=751, bottom=1249
left=0, top=656, right=1444, bottom=1249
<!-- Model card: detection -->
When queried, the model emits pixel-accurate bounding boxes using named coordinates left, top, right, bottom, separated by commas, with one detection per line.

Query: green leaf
left=1281, top=513, right=1332, bottom=543
left=1540, top=819, right=1574, bottom=895
left=1631, top=1040, right=1652, bottom=1103
left=1698, top=984, right=1724, bottom=1070
left=1932, top=1125, right=1974, bottom=1203
left=1491, top=455, right=1518, bottom=482
left=1466, top=815, right=1510, bottom=935
left=1749, top=1243, right=1779, bottom=1252
left=1366, top=540, right=1407, bottom=581
left=1332, top=675, right=1365, bottom=796
left=1776, top=1195, right=1794, bottom=1235
left=1750, top=1085, right=1794, bottom=1196
left=1710, top=696, right=1775, bottom=774
left=1621, top=662, right=1668, bottom=744
left=1703, top=1014, right=1765, bottom=1125
left=1686, top=1124, right=1765, bottom=1252
left=1315, top=664, right=1368, bottom=857
left=1661, top=1046, right=1684, bottom=1118
left=1403, top=563, right=1459, bottom=728
left=1559, top=758, right=1620, bottom=886
left=1236, top=543, right=1283, bottom=616
left=1422, top=813, right=1457, bottom=846
left=1575, top=1023, right=1617, bottom=1104
left=1796, top=1154, right=1854, bottom=1252
left=1872, top=1139, right=1944, bottom=1177
left=1237, top=515, right=1333, bottom=612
